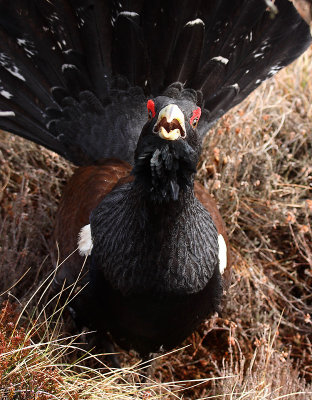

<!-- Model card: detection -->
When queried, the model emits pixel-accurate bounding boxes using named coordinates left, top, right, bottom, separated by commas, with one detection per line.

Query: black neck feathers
left=132, top=136, right=199, bottom=203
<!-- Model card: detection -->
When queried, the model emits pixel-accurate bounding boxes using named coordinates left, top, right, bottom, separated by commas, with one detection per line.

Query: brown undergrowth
left=0, top=47, right=312, bottom=399
left=0, top=301, right=66, bottom=400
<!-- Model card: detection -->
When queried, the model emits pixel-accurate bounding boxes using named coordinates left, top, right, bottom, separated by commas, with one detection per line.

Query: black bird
left=0, top=0, right=310, bottom=360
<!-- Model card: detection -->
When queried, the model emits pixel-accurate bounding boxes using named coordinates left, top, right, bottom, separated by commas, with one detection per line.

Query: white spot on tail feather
left=0, top=53, right=26, bottom=81
left=218, top=234, right=227, bottom=275
left=211, top=56, right=229, bottom=65
left=185, top=18, right=204, bottom=27
left=17, top=38, right=27, bottom=46
left=268, top=65, right=281, bottom=77
left=231, top=83, right=240, bottom=92
left=8, top=66, right=25, bottom=81
left=62, top=64, right=76, bottom=72
left=119, top=11, right=139, bottom=18
left=0, top=90, right=13, bottom=99
left=78, top=224, right=93, bottom=256
left=0, top=111, right=15, bottom=117
left=17, top=38, right=36, bottom=57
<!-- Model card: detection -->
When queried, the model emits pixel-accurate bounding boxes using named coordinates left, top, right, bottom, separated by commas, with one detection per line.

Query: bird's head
left=133, top=88, right=202, bottom=203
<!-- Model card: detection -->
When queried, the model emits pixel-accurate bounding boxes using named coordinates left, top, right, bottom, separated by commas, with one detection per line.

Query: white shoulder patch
left=218, top=234, right=227, bottom=275
left=78, top=224, right=93, bottom=256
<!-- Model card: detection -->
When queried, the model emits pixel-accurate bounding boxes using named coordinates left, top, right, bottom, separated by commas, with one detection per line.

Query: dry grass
left=0, top=301, right=186, bottom=399
left=0, top=47, right=312, bottom=399
left=0, top=136, right=72, bottom=301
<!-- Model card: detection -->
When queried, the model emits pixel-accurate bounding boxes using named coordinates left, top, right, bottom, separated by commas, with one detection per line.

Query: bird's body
left=54, top=146, right=229, bottom=357
left=0, top=0, right=310, bottom=358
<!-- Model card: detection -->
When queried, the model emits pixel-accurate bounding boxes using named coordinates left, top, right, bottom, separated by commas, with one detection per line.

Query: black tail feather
left=112, top=11, right=149, bottom=88
left=74, top=0, right=113, bottom=94
left=165, top=18, right=205, bottom=87
left=142, top=0, right=201, bottom=93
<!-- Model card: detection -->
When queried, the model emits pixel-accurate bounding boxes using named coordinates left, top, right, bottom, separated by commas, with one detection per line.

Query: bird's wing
left=53, top=159, right=132, bottom=291
left=0, top=0, right=311, bottom=165
left=194, top=182, right=231, bottom=288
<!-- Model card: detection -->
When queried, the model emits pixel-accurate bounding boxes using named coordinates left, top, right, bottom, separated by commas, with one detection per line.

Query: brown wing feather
left=194, top=182, right=231, bottom=289
left=52, top=159, right=131, bottom=290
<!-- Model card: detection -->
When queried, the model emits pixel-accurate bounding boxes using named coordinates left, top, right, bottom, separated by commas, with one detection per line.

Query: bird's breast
left=90, top=265, right=222, bottom=355
left=90, top=182, right=220, bottom=296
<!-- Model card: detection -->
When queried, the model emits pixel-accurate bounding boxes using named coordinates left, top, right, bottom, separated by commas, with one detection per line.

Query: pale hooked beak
left=153, top=104, right=186, bottom=141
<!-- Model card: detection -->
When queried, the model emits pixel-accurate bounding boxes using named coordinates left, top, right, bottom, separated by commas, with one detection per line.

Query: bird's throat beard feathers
left=132, top=139, right=198, bottom=203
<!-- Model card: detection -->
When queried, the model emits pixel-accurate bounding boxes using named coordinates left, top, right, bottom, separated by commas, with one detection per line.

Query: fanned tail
left=0, top=0, right=310, bottom=165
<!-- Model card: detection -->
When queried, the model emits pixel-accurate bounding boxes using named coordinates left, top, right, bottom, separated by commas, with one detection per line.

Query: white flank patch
left=0, top=111, right=15, bottom=117
left=78, top=224, right=93, bottom=256
left=218, top=234, right=227, bottom=275
left=185, top=18, right=204, bottom=27
left=211, top=56, right=229, bottom=65
left=0, top=90, right=13, bottom=99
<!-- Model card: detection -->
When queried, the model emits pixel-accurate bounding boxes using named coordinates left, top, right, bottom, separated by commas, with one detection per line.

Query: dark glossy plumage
left=0, top=0, right=310, bottom=358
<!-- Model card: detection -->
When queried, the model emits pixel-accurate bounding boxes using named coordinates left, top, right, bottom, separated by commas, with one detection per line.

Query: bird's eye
left=147, top=99, right=156, bottom=120
left=190, top=107, right=201, bottom=129
left=192, top=117, right=199, bottom=128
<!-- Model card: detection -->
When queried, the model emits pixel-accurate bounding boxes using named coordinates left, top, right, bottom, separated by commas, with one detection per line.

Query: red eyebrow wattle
left=147, top=99, right=156, bottom=118
left=190, top=107, right=201, bottom=125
